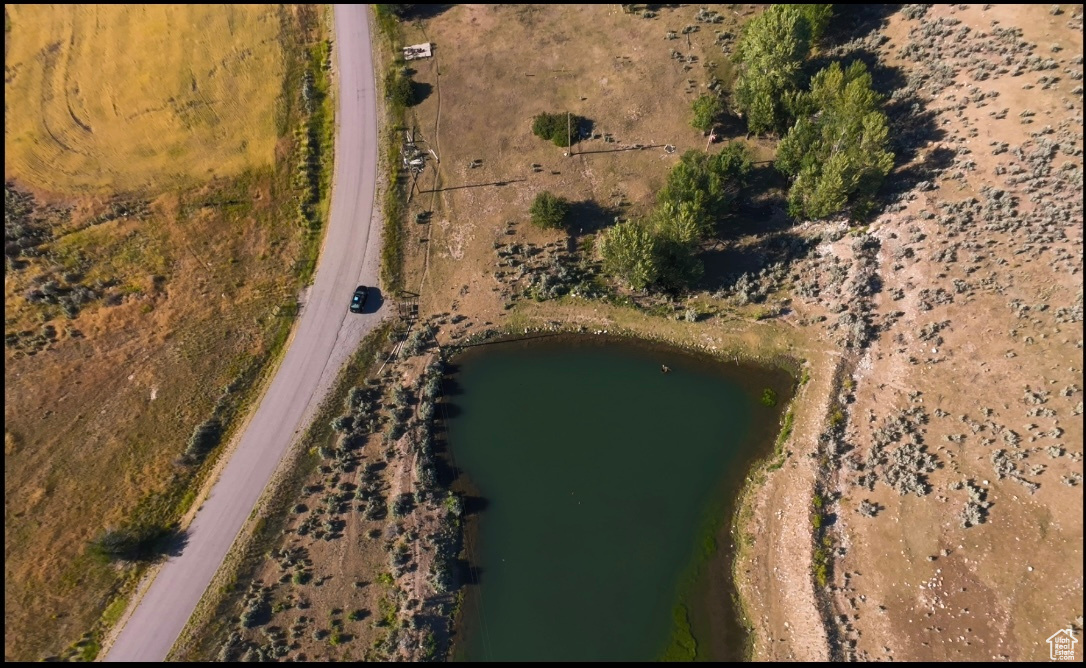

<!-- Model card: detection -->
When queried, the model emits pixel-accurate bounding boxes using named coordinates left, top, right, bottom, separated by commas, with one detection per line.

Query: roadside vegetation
left=177, top=310, right=474, bottom=660
left=374, top=4, right=410, bottom=293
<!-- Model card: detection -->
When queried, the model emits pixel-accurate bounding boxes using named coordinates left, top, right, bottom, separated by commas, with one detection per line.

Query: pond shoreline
left=436, top=330, right=796, bottom=661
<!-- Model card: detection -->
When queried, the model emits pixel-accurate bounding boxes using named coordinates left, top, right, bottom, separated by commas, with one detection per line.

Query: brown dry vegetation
left=4, top=5, right=329, bottom=662
left=188, top=3, right=1080, bottom=662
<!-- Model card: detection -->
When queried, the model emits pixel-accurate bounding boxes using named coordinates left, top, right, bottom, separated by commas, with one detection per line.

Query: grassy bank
left=294, top=34, right=336, bottom=285
left=373, top=6, right=406, bottom=294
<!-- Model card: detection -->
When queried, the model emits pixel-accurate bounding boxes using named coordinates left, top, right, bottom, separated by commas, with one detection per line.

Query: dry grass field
left=4, top=5, right=283, bottom=193
left=4, top=5, right=327, bottom=662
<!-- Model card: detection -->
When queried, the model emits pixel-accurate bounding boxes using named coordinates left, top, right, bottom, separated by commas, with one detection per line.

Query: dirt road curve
left=103, top=6, right=382, bottom=661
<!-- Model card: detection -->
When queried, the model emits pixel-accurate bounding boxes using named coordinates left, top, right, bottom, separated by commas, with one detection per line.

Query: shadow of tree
left=711, top=112, right=748, bottom=141
left=395, top=4, right=454, bottom=21
left=718, top=163, right=792, bottom=240
left=456, top=559, right=484, bottom=586
left=821, top=5, right=903, bottom=48
left=162, top=527, right=190, bottom=559
left=462, top=495, right=490, bottom=516
left=700, top=232, right=816, bottom=294
left=567, top=199, right=621, bottom=237
left=409, top=81, right=433, bottom=107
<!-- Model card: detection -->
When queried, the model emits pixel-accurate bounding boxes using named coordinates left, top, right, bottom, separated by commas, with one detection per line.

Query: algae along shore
left=442, top=335, right=792, bottom=661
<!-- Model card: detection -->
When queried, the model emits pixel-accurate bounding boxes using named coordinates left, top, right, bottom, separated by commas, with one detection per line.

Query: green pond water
left=443, top=335, right=791, bottom=662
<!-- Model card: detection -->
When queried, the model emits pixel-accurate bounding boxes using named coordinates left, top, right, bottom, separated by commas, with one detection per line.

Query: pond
left=442, top=335, right=792, bottom=661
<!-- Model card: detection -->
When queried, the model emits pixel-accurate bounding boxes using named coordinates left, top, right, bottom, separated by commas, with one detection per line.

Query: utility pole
left=567, top=111, right=572, bottom=157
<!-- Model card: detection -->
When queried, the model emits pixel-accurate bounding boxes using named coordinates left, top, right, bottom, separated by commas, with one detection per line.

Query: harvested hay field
left=4, top=5, right=283, bottom=193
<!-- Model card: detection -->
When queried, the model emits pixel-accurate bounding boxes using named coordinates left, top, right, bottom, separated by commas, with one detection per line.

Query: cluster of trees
left=732, top=4, right=893, bottom=220
left=777, top=61, right=894, bottom=219
left=733, top=5, right=825, bottom=135
left=599, top=144, right=751, bottom=290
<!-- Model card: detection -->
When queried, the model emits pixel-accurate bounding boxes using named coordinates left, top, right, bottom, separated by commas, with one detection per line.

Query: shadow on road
left=360, top=287, right=384, bottom=314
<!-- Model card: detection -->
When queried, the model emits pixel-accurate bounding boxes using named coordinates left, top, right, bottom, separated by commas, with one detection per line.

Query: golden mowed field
left=4, top=4, right=283, bottom=193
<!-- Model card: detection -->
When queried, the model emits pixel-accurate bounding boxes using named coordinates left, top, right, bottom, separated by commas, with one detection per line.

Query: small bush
left=348, top=609, right=369, bottom=622
left=384, top=68, right=416, bottom=108
left=691, top=93, right=724, bottom=132
left=813, top=548, right=830, bottom=587
left=761, top=388, right=778, bottom=406
left=529, top=191, right=571, bottom=230
left=184, top=417, right=223, bottom=463
left=777, top=409, right=795, bottom=444
left=331, top=415, right=354, bottom=433
left=531, top=111, right=584, bottom=147
left=375, top=572, right=395, bottom=586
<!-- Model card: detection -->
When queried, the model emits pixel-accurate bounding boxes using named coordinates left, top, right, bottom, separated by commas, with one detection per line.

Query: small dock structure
left=403, top=42, right=432, bottom=61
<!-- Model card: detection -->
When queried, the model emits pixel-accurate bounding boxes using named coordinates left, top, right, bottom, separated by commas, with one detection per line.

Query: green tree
left=384, top=68, right=416, bottom=108
left=777, top=61, right=895, bottom=220
left=598, top=219, right=660, bottom=290
left=658, top=144, right=752, bottom=223
left=798, top=4, right=833, bottom=46
left=599, top=214, right=704, bottom=292
left=653, top=234, right=703, bottom=290
left=528, top=191, right=571, bottom=230
left=690, top=93, right=724, bottom=133
left=531, top=112, right=583, bottom=148
left=651, top=199, right=706, bottom=246
left=733, top=5, right=813, bottom=134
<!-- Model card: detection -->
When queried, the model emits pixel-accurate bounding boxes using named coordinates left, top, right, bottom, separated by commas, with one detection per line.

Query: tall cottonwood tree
left=777, top=61, right=894, bottom=220
left=732, top=4, right=832, bottom=135
left=733, top=5, right=812, bottom=135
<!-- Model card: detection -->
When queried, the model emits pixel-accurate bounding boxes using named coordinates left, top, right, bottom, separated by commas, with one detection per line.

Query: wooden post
left=567, top=111, right=572, bottom=157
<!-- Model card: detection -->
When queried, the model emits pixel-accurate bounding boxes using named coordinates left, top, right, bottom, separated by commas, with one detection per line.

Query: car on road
left=349, top=285, right=369, bottom=313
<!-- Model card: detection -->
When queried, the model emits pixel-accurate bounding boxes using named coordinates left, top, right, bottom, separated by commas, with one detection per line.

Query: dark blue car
left=349, top=286, right=369, bottom=313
